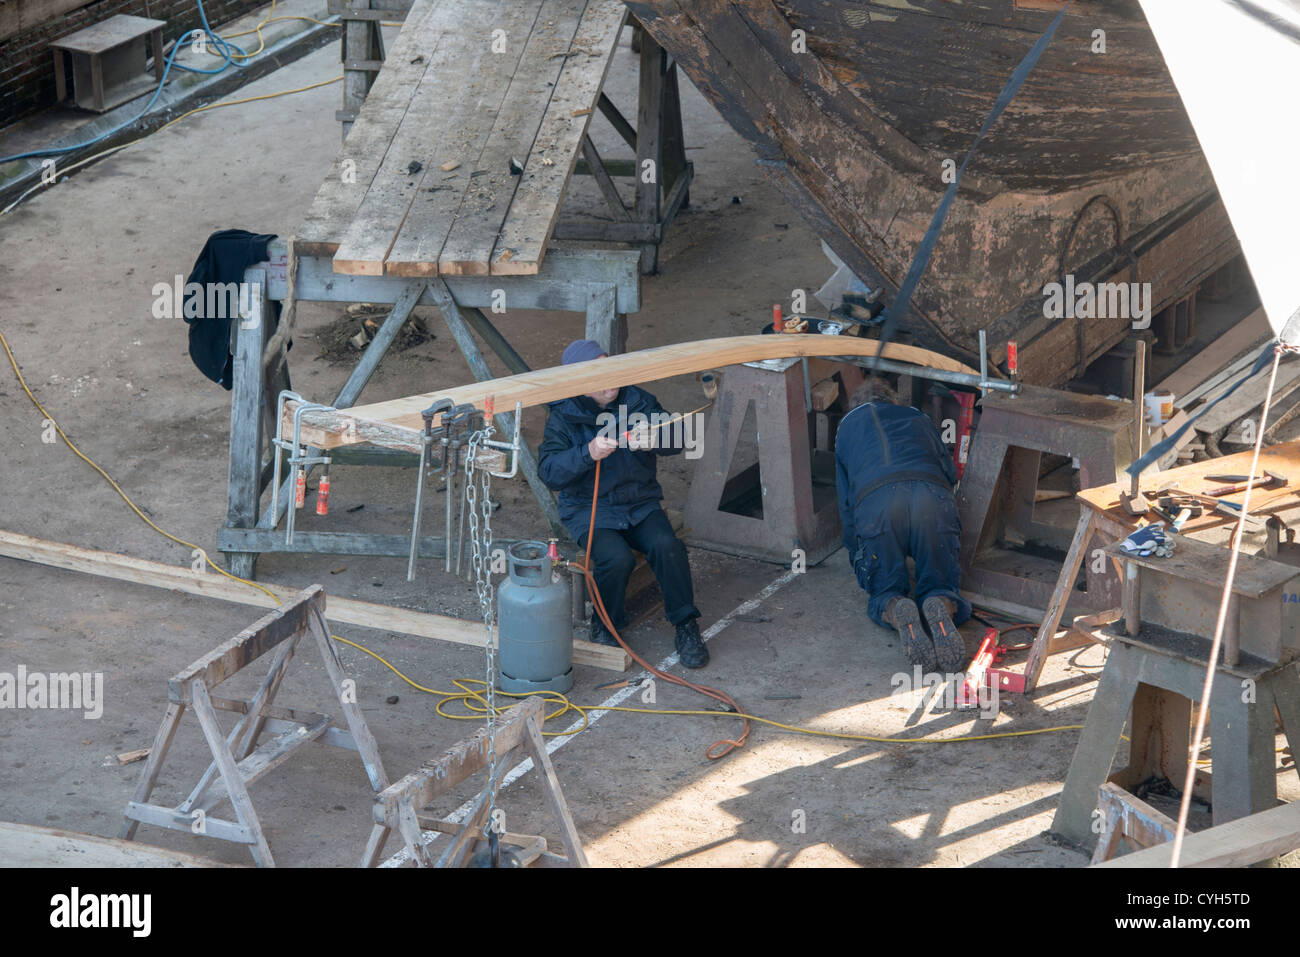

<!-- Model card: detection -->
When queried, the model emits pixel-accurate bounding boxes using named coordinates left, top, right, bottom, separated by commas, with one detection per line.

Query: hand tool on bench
left=1214, top=498, right=1266, bottom=529
left=1121, top=339, right=1150, bottom=515
left=1205, top=470, right=1287, bottom=497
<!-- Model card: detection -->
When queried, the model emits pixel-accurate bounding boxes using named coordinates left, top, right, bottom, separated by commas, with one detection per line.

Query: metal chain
left=464, top=425, right=499, bottom=843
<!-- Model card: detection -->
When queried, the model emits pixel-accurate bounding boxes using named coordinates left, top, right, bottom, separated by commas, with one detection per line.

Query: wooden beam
left=1097, top=798, right=1300, bottom=868
left=286, top=334, right=980, bottom=450
left=374, top=696, right=544, bottom=826
left=0, top=530, right=629, bottom=671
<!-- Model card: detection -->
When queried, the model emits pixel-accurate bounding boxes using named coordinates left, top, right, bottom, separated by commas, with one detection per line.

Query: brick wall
left=1, top=0, right=270, bottom=128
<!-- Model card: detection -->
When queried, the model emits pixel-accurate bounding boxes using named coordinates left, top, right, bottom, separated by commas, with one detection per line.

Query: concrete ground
left=3, top=5, right=1289, bottom=868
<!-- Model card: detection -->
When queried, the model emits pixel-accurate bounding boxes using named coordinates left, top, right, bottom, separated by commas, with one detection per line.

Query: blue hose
left=0, top=0, right=249, bottom=164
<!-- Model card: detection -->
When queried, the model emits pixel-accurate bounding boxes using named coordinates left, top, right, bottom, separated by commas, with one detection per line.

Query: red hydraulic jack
left=955, top=628, right=1026, bottom=708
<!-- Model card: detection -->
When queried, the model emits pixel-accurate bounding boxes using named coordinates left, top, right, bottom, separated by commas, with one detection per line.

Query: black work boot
left=674, top=617, right=709, bottom=669
left=589, top=617, right=620, bottom=647
left=922, top=596, right=966, bottom=674
left=883, top=596, right=937, bottom=673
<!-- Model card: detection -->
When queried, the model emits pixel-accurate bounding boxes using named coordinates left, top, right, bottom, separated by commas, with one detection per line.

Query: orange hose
left=571, top=458, right=752, bottom=759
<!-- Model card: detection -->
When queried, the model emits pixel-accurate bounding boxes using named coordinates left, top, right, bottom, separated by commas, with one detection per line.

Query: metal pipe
left=822, top=355, right=1020, bottom=395
left=979, top=329, right=989, bottom=398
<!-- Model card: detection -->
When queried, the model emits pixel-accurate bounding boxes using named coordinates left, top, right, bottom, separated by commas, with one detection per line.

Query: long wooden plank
left=491, top=0, right=627, bottom=275
left=332, top=0, right=546, bottom=276
left=1192, top=360, right=1300, bottom=436
left=0, top=822, right=237, bottom=868
left=423, top=0, right=591, bottom=277
left=297, top=0, right=452, bottom=255
left=1097, top=798, right=1300, bottom=868
left=0, top=530, right=629, bottom=671
left=287, top=335, right=981, bottom=448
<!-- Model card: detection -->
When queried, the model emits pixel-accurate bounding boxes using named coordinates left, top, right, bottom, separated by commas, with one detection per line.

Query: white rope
left=1169, top=340, right=1284, bottom=868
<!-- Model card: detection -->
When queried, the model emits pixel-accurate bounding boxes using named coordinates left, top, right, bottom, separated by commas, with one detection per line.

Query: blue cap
left=562, top=339, right=606, bottom=365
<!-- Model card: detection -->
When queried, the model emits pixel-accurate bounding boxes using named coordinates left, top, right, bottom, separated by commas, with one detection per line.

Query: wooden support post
left=585, top=282, right=625, bottom=356
left=1024, top=508, right=1096, bottom=692
left=225, top=268, right=269, bottom=579
left=634, top=30, right=665, bottom=275
left=1122, top=560, right=1141, bottom=637
left=341, top=0, right=382, bottom=139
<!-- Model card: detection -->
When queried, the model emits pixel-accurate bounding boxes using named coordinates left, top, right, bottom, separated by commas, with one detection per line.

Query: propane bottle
left=497, top=541, right=573, bottom=693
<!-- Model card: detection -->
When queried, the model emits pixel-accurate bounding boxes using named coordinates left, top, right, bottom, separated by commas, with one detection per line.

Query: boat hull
left=626, top=0, right=1240, bottom=383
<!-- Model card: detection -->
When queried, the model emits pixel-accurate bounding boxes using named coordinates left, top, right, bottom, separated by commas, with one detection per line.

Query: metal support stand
left=957, top=385, right=1136, bottom=614
left=684, top=356, right=863, bottom=564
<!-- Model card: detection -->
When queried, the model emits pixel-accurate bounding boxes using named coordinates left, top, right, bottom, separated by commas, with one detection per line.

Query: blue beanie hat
left=562, top=339, right=606, bottom=365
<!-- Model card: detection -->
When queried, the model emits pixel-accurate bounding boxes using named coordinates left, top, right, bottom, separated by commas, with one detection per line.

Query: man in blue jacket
left=834, top=379, right=971, bottom=673
left=537, top=340, right=708, bottom=668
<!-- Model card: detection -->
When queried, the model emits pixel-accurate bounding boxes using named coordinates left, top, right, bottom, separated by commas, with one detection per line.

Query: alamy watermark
left=891, top=665, right=999, bottom=719
left=1042, top=275, right=1152, bottom=329
left=50, top=887, right=150, bottom=937
left=151, top=276, right=259, bottom=327
left=595, top=406, right=705, bottom=460
left=0, top=665, right=103, bottom=719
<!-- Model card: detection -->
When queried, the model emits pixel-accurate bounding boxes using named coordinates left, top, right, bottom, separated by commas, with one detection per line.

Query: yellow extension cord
left=1, top=329, right=1097, bottom=749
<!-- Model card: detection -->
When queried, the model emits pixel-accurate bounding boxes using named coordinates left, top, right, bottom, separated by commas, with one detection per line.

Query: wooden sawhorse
left=368, top=695, right=586, bottom=867
left=120, top=586, right=390, bottom=866
left=1052, top=632, right=1300, bottom=850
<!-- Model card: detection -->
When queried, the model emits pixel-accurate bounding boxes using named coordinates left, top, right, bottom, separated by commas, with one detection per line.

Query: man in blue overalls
left=834, top=380, right=972, bottom=673
left=537, top=339, right=708, bottom=669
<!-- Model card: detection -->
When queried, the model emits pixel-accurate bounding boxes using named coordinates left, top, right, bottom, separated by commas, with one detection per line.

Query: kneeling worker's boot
left=884, top=596, right=937, bottom=673
left=589, top=617, right=620, bottom=648
left=922, top=596, right=966, bottom=674
left=674, top=618, right=709, bottom=669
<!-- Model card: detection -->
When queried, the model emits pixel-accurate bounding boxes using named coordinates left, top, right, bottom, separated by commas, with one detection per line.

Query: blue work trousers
left=851, top=480, right=972, bottom=629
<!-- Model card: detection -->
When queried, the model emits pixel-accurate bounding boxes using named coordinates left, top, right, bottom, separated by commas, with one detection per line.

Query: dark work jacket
left=537, top=386, right=682, bottom=540
left=184, top=229, right=280, bottom=390
left=834, top=402, right=958, bottom=557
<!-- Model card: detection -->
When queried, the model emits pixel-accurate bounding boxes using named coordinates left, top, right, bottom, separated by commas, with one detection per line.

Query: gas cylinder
left=497, top=541, right=573, bottom=693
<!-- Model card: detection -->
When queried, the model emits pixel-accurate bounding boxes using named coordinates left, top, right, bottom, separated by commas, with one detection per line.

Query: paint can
left=1144, top=389, right=1174, bottom=426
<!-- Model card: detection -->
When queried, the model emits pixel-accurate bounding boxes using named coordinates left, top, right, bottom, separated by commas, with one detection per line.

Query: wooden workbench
left=1022, top=439, right=1300, bottom=691
left=223, top=0, right=702, bottom=574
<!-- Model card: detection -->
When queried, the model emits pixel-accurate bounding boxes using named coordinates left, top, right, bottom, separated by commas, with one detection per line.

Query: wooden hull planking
left=624, top=0, right=1239, bottom=382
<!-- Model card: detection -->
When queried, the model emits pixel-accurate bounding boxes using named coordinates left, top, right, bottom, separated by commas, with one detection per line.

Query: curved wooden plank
left=287, top=334, right=978, bottom=449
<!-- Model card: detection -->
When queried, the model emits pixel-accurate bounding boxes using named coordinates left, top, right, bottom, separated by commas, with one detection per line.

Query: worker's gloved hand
left=626, top=424, right=657, bottom=451
left=587, top=435, right=619, bottom=461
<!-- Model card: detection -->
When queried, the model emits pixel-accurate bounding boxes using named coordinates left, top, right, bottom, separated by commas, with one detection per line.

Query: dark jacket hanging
left=183, top=229, right=280, bottom=390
